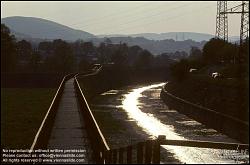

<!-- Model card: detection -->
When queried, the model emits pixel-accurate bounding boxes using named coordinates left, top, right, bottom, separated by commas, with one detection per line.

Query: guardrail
left=102, top=135, right=248, bottom=164
left=30, top=73, right=76, bottom=151
left=74, top=66, right=110, bottom=163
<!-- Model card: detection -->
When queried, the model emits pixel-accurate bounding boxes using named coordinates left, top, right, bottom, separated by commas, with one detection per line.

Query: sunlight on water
left=121, top=83, right=236, bottom=164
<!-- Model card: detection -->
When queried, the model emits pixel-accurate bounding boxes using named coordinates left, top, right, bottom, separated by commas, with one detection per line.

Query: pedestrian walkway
left=47, top=78, right=93, bottom=163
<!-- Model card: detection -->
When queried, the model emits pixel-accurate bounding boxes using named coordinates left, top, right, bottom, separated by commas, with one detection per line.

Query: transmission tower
left=216, top=1, right=249, bottom=63
left=216, top=1, right=228, bottom=41
left=240, top=1, right=249, bottom=46
left=217, top=1, right=249, bottom=44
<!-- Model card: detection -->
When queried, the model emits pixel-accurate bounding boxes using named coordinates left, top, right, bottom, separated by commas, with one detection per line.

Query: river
left=90, top=82, right=249, bottom=164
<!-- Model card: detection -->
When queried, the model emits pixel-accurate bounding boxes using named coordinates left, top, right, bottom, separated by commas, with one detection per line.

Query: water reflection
left=101, top=90, right=120, bottom=95
left=121, top=83, right=240, bottom=164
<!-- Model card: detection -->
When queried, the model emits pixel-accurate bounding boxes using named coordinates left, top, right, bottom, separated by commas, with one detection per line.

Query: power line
left=9, top=2, right=217, bottom=41
left=93, top=3, right=215, bottom=35
left=17, top=2, right=176, bottom=38
left=84, top=2, right=195, bottom=33
left=68, top=3, right=163, bottom=28
left=70, top=2, right=179, bottom=29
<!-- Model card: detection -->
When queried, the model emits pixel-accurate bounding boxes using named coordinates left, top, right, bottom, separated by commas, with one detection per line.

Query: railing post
left=112, top=149, right=117, bottom=164
left=137, top=142, right=144, bottom=164
left=103, top=150, right=108, bottom=164
left=99, top=150, right=105, bottom=164
left=127, top=145, right=132, bottom=164
left=105, top=150, right=111, bottom=164
left=118, top=147, right=124, bottom=164
left=145, top=140, right=153, bottom=164
left=152, top=135, right=165, bottom=164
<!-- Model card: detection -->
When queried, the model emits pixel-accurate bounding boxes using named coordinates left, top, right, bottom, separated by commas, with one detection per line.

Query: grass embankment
left=1, top=88, right=56, bottom=149
left=166, top=75, right=249, bottom=122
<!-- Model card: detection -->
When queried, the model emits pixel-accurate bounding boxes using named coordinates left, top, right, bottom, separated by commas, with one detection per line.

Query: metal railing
left=74, top=66, right=110, bottom=163
left=103, top=135, right=249, bottom=164
left=30, top=73, right=76, bottom=151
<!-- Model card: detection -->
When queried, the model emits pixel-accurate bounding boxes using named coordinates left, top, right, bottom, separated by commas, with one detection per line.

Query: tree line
left=1, top=24, right=175, bottom=74
left=170, top=37, right=249, bottom=80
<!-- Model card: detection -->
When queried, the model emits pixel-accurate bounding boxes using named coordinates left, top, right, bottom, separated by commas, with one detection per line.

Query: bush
left=170, top=59, right=190, bottom=81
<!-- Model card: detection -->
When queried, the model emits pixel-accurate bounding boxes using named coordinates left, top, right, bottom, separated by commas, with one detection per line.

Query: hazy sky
left=1, top=1, right=242, bottom=36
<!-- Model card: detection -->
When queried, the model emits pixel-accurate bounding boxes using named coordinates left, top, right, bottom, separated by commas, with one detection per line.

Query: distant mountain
left=97, top=34, right=130, bottom=38
left=228, top=36, right=240, bottom=43
left=10, top=29, right=32, bottom=39
left=98, top=32, right=240, bottom=43
left=98, top=32, right=214, bottom=42
left=2, top=16, right=240, bottom=55
left=1, top=16, right=96, bottom=41
left=133, top=32, right=214, bottom=42
left=88, top=37, right=207, bottom=55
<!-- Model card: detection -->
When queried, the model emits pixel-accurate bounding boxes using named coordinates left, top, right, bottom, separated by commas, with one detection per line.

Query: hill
left=89, top=37, right=207, bottom=55
left=2, top=16, right=222, bottom=54
left=98, top=32, right=214, bottom=42
left=98, top=32, right=240, bottom=42
left=1, top=16, right=95, bottom=41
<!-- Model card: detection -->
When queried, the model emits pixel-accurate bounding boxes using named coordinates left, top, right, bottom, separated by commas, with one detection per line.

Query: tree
left=203, top=38, right=226, bottom=64
left=134, top=50, right=153, bottom=69
left=104, top=38, right=112, bottom=45
left=16, top=40, right=32, bottom=61
left=170, top=59, right=190, bottom=81
left=45, top=39, right=76, bottom=74
left=38, top=41, right=53, bottom=56
left=72, top=39, right=85, bottom=57
left=78, top=58, right=91, bottom=72
left=82, top=42, right=94, bottom=55
left=111, top=44, right=129, bottom=67
left=240, top=39, right=249, bottom=64
left=1, top=24, right=17, bottom=72
left=189, top=47, right=202, bottom=60
left=219, top=43, right=238, bottom=63
left=188, top=47, right=204, bottom=69
left=97, top=42, right=107, bottom=63
left=29, top=50, right=41, bottom=72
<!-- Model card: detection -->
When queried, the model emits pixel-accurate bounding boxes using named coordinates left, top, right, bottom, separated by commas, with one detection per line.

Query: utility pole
left=216, top=1, right=228, bottom=41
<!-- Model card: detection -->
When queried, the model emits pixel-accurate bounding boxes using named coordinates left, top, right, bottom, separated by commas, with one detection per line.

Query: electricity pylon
left=216, top=1, right=228, bottom=41
left=239, top=1, right=249, bottom=46
left=219, top=1, right=249, bottom=45
left=216, top=1, right=249, bottom=63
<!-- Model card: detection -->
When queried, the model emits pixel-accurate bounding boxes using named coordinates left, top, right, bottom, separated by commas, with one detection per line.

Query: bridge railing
left=104, top=135, right=249, bottom=164
left=74, top=67, right=110, bottom=163
left=30, top=73, right=76, bottom=150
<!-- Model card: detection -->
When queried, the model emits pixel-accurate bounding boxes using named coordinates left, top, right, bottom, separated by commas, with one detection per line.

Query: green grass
left=1, top=88, right=56, bottom=149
